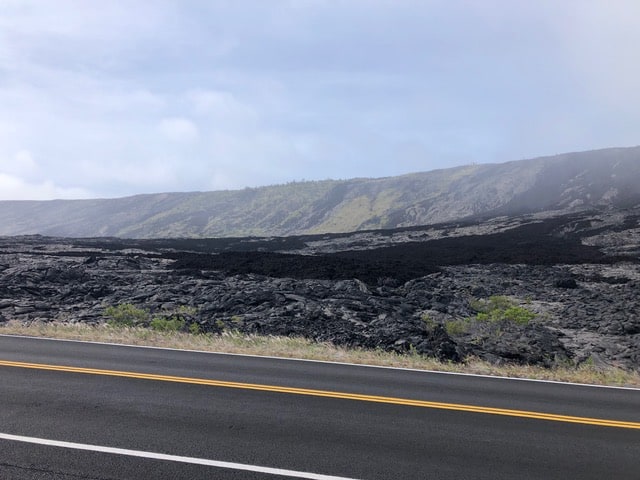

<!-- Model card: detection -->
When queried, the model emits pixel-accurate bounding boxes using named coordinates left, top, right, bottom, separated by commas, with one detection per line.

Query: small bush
left=104, top=303, right=149, bottom=327
left=471, top=296, right=535, bottom=325
left=149, top=316, right=185, bottom=332
left=421, top=313, right=436, bottom=329
left=444, top=318, right=470, bottom=336
left=500, top=306, right=536, bottom=324
left=176, top=305, right=198, bottom=315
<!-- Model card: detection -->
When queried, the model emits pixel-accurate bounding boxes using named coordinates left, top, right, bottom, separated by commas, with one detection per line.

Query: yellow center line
left=1, top=359, right=639, bottom=430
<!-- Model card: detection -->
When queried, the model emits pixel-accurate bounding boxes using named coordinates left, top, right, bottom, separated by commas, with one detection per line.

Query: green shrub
left=444, top=318, right=470, bottom=336
left=104, top=303, right=149, bottom=327
left=149, top=316, right=185, bottom=332
left=421, top=313, right=436, bottom=329
left=104, top=303, right=202, bottom=334
left=470, top=295, right=511, bottom=312
left=471, top=296, right=535, bottom=325
left=176, top=305, right=198, bottom=315
left=501, top=306, right=536, bottom=324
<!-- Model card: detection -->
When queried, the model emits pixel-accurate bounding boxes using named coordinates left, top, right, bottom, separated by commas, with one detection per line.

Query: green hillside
left=0, top=146, right=639, bottom=238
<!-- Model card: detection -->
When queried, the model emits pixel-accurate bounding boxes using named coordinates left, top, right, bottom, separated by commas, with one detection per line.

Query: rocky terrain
left=0, top=146, right=639, bottom=238
left=1, top=206, right=639, bottom=371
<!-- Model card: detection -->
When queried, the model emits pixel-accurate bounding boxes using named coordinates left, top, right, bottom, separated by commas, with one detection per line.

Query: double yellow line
left=1, top=359, right=639, bottom=430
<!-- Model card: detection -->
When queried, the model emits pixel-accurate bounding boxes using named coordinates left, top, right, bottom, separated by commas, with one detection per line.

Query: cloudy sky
left=0, top=0, right=638, bottom=200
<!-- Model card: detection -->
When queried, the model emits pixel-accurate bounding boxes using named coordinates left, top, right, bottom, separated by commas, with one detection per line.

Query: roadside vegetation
left=470, top=296, right=536, bottom=325
left=1, top=317, right=638, bottom=388
left=104, top=303, right=197, bottom=333
left=442, top=296, right=537, bottom=337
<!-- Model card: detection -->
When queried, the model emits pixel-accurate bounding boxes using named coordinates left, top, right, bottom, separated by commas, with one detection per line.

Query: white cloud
left=201, top=129, right=330, bottom=189
left=208, top=171, right=235, bottom=191
left=0, top=173, right=91, bottom=200
left=159, top=117, right=199, bottom=143
left=0, top=150, right=37, bottom=177
left=554, top=1, right=640, bottom=112
left=87, top=160, right=179, bottom=189
left=0, top=1, right=173, bottom=51
left=77, top=88, right=166, bottom=114
left=189, top=90, right=257, bottom=119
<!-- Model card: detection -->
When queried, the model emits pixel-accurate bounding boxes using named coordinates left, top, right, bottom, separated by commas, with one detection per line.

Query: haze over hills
left=1, top=146, right=639, bottom=238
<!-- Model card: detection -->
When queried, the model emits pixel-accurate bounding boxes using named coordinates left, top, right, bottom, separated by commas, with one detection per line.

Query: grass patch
left=1, top=320, right=638, bottom=388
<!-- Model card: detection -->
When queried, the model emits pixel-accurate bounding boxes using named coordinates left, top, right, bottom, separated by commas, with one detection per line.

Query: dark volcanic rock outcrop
left=1, top=207, right=639, bottom=370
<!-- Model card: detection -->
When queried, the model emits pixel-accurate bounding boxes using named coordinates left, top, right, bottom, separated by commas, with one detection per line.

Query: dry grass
left=1, top=320, right=639, bottom=388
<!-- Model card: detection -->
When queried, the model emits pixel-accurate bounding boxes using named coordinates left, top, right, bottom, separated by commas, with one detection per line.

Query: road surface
left=0, top=335, right=638, bottom=479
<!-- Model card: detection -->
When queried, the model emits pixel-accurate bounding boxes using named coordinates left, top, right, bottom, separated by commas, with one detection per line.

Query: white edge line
left=0, top=432, right=360, bottom=480
left=1, top=333, right=639, bottom=392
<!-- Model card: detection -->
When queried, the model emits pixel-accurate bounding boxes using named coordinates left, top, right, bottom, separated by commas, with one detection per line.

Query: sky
left=0, top=0, right=639, bottom=200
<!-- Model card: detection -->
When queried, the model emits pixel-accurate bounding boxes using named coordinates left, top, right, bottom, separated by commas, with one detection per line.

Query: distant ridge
left=1, top=146, right=639, bottom=238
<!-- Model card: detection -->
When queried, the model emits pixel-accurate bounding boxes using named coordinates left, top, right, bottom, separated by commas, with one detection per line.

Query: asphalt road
left=0, top=335, right=638, bottom=480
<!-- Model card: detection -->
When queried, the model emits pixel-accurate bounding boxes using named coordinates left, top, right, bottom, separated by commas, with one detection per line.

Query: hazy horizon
left=0, top=144, right=633, bottom=202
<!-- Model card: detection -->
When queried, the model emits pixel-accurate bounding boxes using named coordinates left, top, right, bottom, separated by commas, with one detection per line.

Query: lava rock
left=0, top=207, right=639, bottom=370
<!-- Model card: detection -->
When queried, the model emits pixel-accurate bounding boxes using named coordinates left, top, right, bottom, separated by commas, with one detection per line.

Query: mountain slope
left=1, top=146, right=639, bottom=238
